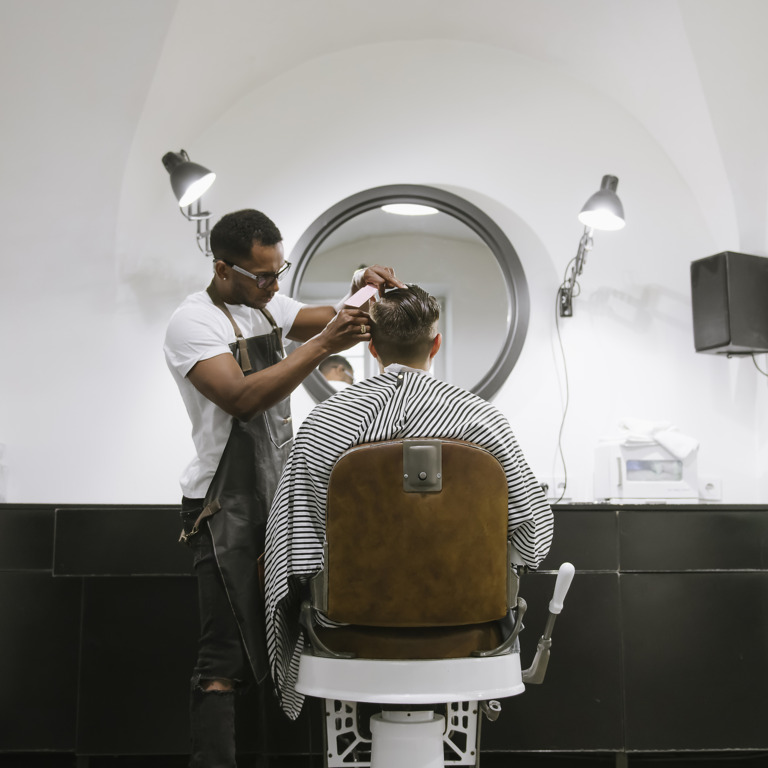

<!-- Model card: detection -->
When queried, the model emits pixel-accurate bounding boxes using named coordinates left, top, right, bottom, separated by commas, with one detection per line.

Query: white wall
left=2, top=33, right=765, bottom=504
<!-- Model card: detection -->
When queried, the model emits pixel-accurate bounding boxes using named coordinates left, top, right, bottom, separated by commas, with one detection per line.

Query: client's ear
left=368, top=340, right=379, bottom=359
left=429, top=333, right=442, bottom=360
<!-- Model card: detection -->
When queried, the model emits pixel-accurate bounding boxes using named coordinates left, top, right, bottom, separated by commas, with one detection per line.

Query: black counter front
left=1, top=503, right=766, bottom=760
left=492, top=504, right=768, bottom=754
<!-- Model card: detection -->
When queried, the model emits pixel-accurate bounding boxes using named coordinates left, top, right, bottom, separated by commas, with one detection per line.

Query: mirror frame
left=288, top=184, right=529, bottom=402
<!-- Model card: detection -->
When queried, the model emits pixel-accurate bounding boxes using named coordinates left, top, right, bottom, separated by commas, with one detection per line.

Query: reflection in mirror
left=288, top=186, right=529, bottom=402
left=298, top=208, right=508, bottom=391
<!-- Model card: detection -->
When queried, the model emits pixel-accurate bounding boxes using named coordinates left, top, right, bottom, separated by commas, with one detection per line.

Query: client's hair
left=369, top=285, right=440, bottom=365
left=210, top=209, right=282, bottom=264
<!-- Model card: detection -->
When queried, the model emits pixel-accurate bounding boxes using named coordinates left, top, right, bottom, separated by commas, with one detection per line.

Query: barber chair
left=297, top=439, right=574, bottom=768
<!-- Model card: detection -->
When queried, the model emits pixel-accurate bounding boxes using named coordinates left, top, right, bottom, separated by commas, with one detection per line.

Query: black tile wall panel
left=549, top=507, right=618, bottom=571
left=620, top=509, right=768, bottom=571
left=0, top=506, right=54, bottom=570
left=622, top=572, right=768, bottom=750
left=257, top=686, right=320, bottom=756
left=0, top=571, right=80, bottom=750
left=76, top=576, right=198, bottom=755
left=54, top=507, right=191, bottom=576
left=482, top=572, right=623, bottom=752
left=3, top=503, right=767, bottom=758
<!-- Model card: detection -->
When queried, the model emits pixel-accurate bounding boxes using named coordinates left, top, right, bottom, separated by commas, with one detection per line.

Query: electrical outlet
left=538, top=476, right=570, bottom=501
left=551, top=476, right=569, bottom=501
left=698, top=476, right=722, bottom=501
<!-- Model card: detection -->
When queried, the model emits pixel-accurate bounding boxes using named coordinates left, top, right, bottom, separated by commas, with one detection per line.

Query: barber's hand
left=320, top=308, right=373, bottom=352
left=354, top=265, right=408, bottom=297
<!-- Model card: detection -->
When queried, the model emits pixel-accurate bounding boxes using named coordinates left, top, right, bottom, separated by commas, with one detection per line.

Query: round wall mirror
left=288, top=185, right=529, bottom=402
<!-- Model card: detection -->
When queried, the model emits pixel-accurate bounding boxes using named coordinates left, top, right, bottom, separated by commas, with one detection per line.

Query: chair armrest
left=299, top=600, right=355, bottom=660
left=471, top=597, right=527, bottom=658
left=309, top=543, right=329, bottom=612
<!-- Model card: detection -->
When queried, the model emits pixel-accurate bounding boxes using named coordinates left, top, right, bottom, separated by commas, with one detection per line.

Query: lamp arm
left=195, top=216, right=212, bottom=257
left=180, top=198, right=213, bottom=257
left=558, top=226, right=593, bottom=317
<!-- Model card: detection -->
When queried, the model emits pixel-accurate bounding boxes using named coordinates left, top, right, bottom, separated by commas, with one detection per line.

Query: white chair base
left=371, top=710, right=444, bottom=768
left=322, top=699, right=485, bottom=767
left=297, top=652, right=525, bottom=767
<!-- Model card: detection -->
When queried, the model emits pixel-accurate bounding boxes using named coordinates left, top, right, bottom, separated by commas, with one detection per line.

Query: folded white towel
left=618, top=418, right=699, bottom=461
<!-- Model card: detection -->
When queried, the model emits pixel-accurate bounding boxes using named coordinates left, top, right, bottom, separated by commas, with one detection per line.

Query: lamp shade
left=578, top=175, right=625, bottom=231
left=162, top=150, right=216, bottom=207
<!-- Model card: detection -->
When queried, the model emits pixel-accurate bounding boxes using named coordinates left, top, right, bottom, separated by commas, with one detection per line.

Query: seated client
left=264, top=284, right=554, bottom=719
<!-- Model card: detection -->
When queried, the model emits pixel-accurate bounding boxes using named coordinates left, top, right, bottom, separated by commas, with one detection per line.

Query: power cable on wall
left=550, top=174, right=625, bottom=504
left=552, top=258, right=578, bottom=504
left=753, top=353, right=768, bottom=377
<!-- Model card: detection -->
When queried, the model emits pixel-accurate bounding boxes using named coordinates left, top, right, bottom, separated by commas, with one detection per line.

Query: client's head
left=369, top=284, right=441, bottom=371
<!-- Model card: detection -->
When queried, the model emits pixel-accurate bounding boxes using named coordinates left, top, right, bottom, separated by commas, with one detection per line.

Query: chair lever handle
left=549, top=562, right=575, bottom=614
left=522, top=562, right=575, bottom=684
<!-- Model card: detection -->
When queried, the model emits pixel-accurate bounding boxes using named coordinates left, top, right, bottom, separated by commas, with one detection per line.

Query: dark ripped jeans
left=181, top=497, right=250, bottom=688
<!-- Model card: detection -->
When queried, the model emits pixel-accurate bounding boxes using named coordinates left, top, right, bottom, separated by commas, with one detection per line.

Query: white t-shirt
left=164, top=290, right=304, bottom=499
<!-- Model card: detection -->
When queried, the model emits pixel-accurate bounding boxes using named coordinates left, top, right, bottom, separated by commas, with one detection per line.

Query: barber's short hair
left=370, top=285, right=440, bottom=361
left=210, top=209, right=282, bottom=264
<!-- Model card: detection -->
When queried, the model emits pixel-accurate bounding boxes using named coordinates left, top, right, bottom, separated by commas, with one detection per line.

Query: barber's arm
left=287, top=264, right=407, bottom=342
left=188, top=307, right=370, bottom=421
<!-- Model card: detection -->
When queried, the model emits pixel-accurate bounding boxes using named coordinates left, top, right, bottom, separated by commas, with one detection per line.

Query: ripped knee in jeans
left=192, top=674, right=237, bottom=693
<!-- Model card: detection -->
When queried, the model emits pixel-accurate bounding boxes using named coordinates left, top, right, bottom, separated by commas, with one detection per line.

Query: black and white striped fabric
left=265, top=365, right=554, bottom=719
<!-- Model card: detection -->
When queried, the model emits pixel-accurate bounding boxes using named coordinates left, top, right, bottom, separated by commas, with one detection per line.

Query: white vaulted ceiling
left=2, top=0, right=767, bottom=288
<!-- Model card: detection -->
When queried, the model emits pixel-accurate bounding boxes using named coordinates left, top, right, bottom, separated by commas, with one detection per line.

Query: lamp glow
left=177, top=170, right=216, bottom=207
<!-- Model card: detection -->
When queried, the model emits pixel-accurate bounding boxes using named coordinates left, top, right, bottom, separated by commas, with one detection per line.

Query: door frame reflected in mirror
left=288, top=184, right=529, bottom=402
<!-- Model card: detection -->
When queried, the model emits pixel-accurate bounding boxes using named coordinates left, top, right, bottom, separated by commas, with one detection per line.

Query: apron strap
left=259, top=306, right=278, bottom=330
left=179, top=498, right=222, bottom=544
left=258, top=307, right=285, bottom=360
left=206, top=281, right=253, bottom=373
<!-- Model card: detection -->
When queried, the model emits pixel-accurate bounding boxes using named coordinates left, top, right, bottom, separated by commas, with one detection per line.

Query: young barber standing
left=164, top=208, right=405, bottom=767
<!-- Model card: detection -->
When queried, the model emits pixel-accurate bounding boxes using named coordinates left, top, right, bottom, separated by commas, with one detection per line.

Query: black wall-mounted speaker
left=690, top=251, right=768, bottom=354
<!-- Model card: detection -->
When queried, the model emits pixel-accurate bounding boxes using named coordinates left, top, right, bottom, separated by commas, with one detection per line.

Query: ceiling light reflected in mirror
left=381, top=203, right=439, bottom=216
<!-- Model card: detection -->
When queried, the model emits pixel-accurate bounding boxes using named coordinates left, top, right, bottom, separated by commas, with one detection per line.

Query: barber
left=163, top=208, right=404, bottom=767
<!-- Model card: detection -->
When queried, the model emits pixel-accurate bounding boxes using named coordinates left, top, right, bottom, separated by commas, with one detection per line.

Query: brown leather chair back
left=324, top=439, right=509, bottom=628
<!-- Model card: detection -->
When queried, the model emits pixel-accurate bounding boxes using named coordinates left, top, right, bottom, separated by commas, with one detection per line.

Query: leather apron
left=200, top=282, right=293, bottom=684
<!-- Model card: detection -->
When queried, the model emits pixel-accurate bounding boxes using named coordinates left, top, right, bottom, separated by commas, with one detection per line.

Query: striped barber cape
left=264, top=364, right=554, bottom=719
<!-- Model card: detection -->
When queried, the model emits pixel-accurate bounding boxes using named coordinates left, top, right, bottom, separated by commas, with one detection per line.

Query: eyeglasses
left=223, top=260, right=291, bottom=289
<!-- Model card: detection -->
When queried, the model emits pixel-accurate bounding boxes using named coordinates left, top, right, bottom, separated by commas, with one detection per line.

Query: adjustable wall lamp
left=162, top=149, right=216, bottom=257
left=558, top=175, right=625, bottom=317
